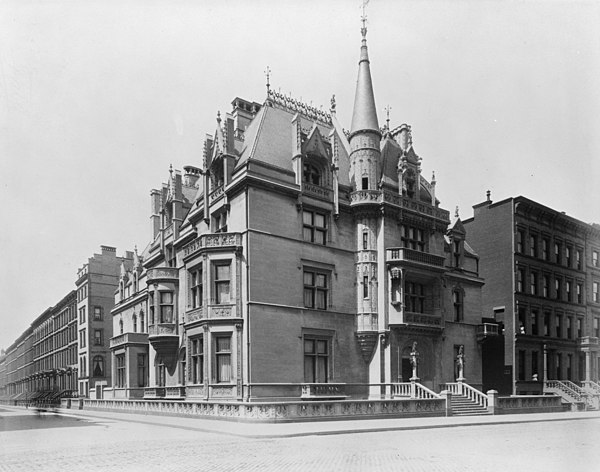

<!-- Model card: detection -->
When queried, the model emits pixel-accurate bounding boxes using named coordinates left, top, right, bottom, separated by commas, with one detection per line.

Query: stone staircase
left=450, top=393, right=491, bottom=416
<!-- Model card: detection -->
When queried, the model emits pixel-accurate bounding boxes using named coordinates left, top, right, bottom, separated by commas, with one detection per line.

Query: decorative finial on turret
left=264, top=66, right=271, bottom=93
left=330, top=94, right=336, bottom=114
left=361, top=0, right=369, bottom=38
left=216, top=111, right=221, bottom=125
left=431, top=171, right=436, bottom=184
left=385, top=105, right=391, bottom=130
left=169, top=163, right=173, bottom=176
left=455, top=206, right=460, bottom=219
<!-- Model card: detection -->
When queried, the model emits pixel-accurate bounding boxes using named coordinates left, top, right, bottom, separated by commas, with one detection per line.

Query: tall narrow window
left=137, top=354, right=147, bottom=388
left=517, top=269, right=525, bottom=292
left=189, top=265, right=203, bottom=309
left=544, top=312, right=550, bottom=336
left=518, top=350, right=526, bottom=381
left=140, top=311, right=145, bottom=332
left=543, top=275, right=550, bottom=298
left=593, top=251, right=599, bottom=267
left=567, top=316, right=573, bottom=339
left=93, top=329, right=102, bottom=345
left=156, top=357, right=166, bottom=387
left=116, top=354, right=126, bottom=388
left=304, top=269, right=329, bottom=310
left=362, top=232, right=368, bottom=250
left=160, top=292, right=174, bottom=323
left=542, top=238, right=549, bottom=260
left=401, top=226, right=426, bottom=252
left=531, top=310, right=539, bottom=335
left=555, top=314, right=562, bottom=338
left=93, top=355, right=104, bottom=377
left=555, top=278, right=562, bottom=300
left=516, top=230, right=524, bottom=253
left=215, top=335, right=232, bottom=383
left=132, top=315, right=137, bottom=333
left=453, top=290, right=463, bottom=322
left=530, top=235, right=537, bottom=257
left=576, top=249, right=582, bottom=270
left=214, top=263, right=231, bottom=304
left=191, top=337, right=204, bottom=384
left=555, top=242, right=561, bottom=265
left=595, top=318, right=600, bottom=338
left=453, top=240, right=461, bottom=267
left=363, top=276, right=369, bottom=299
left=304, top=337, right=329, bottom=383
left=362, top=176, right=369, bottom=190
left=530, top=272, right=538, bottom=295
left=566, top=281, right=572, bottom=302
left=593, top=282, right=599, bottom=303
left=93, top=306, right=102, bottom=321
left=531, top=351, right=539, bottom=378
left=149, top=292, right=155, bottom=325
left=566, top=246, right=572, bottom=267
left=303, top=210, right=327, bottom=245
left=577, top=318, right=583, bottom=338
left=119, top=319, right=123, bottom=335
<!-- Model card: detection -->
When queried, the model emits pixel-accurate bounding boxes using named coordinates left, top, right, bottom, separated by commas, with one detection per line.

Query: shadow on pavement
left=0, top=410, right=95, bottom=432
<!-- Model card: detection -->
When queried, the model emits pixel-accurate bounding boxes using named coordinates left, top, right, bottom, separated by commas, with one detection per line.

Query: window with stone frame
left=93, top=355, right=104, bottom=377
left=303, top=162, right=322, bottom=186
left=159, top=291, right=174, bottom=323
left=93, top=306, right=102, bottom=321
left=116, top=354, right=126, bottom=387
left=453, top=289, right=463, bottom=322
left=190, top=336, right=204, bottom=384
left=214, top=335, right=232, bottom=383
left=137, top=354, right=147, bottom=388
left=303, top=269, right=329, bottom=310
left=93, top=329, right=102, bottom=345
left=303, top=336, right=330, bottom=383
left=156, top=356, right=166, bottom=387
left=189, top=265, right=203, bottom=309
left=404, top=282, right=425, bottom=313
left=213, top=262, right=231, bottom=304
left=303, top=210, right=327, bottom=245
left=401, top=225, right=426, bottom=252
left=149, top=291, right=155, bottom=325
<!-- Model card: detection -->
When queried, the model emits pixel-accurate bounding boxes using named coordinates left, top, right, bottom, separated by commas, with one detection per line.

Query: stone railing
left=392, top=382, right=440, bottom=399
left=404, top=312, right=442, bottom=327
left=386, top=247, right=445, bottom=268
left=578, top=336, right=599, bottom=347
left=183, top=232, right=242, bottom=259
left=477, top=323, right=500, bottom=337
left=109, top=332, right=149, bottom=349
left=210, top=185, right=225, bottom=202
left=185, top=307, right=206, bottom=324
left=488, top=391, right=564, bottom=414
left=350, top=190, right=381, bottom=205
left=442, top=382, right=488, bottom=408
left=582, top=380, right=600, bottom=395
left=544, top=380, right=585, bottom=403
left=71, top=396, right=446, bottom=422
left=143, top=387, right=165, bottom=399
left=165, top=386, right=186, bottom=398
left=382, top=191, right=450, bottom=221
left=301, top=383, right=346, bottom=399
left=148, top=324, right=177, bottom=337
left=146, top=267, right=179, bottom=283
left=303, top=183, right=331, bottom=199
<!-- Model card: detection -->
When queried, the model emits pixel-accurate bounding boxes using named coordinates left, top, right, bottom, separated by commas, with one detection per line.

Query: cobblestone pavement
left=0, top=409, right=598, bottom=471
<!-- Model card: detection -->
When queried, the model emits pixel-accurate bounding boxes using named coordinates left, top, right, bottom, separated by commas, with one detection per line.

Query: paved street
left=1, top=406, right=598, bottom=471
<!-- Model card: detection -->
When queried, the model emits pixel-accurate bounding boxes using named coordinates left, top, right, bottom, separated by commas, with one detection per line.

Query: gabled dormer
left=292, top=116, right=333, bottom=189
left=447, top=207, right=467, bottom=268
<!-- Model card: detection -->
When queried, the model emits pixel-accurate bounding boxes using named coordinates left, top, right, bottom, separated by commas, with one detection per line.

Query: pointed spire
left=350, top=8, right=379, bottom=137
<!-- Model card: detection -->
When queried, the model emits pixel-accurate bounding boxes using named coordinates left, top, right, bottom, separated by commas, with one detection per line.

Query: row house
left=464, top=195, right=600, bottom=394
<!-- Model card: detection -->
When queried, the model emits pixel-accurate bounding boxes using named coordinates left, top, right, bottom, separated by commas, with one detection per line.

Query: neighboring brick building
left=463, top=194, right=600, bottom=395
left=76, top=246, right=133, bottom=398
left=123, top=21, right=487, bottom=402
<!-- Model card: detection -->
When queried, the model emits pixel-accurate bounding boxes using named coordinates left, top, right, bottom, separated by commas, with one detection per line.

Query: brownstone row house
left=464, top=195, right=600, bottom=395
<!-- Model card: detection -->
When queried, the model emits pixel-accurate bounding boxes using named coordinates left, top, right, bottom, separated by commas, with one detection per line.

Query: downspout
left=244, top=186, right=251, bottom=401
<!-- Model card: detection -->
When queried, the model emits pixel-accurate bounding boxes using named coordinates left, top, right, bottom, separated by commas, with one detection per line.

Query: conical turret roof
left=350, top=22, right=379, bottom=136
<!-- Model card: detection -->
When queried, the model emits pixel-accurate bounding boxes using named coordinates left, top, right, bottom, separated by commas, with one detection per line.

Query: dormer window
left=453, top=239, right=462, bottom=267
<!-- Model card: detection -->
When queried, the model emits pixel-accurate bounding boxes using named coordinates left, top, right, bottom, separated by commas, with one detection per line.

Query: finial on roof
left=385, top=105, right=391, bottom=130
left=486, top=190, right=491, bottom=202
left=455, top=206, right=460, bottom=219
left=431, top=171, right=436, bottom=184
left=361, top=0, right=369, bottom=39
left=330, top=94, right=336, bottom=114
left=169, top=163, right=173, bottom=176
left=216, top=110, right=221, bottom=124
left=264, top=66, right=271, bottom=93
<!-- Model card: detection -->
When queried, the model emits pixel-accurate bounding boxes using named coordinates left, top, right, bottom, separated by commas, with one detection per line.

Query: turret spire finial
left=264, top=66, right=271, bottom=93
left=361, top=0, right=369, bottom=38
left=455, top=206, right=460, bottom=219
left=385, top=105, right=391, bottom=130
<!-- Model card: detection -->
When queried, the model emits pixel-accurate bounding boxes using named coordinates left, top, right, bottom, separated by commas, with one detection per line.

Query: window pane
left=304, top=288, right=314, bottom=308
left=161, top=292, right=173, bottom=304
left=303, top=211, right=313, bottom=225
left=316, top=274, right=326, bottom=287
left=303, top=227, right=313, bottom=241
left=217, top=355, right=231, bottom=382
left=161, top=306, right=173, bottom=323
left=314, top=213, right=325, bottom=228
left=315, top=229, right=326, bottom=245
left=216, top=264, right=230, bottom=280
left=216, top=336, right=231, bottom=352
left=216, top=281, right=230, bottom=303
left=304, top=272, right=314, bottom=286
left=304, top=339, right=315, bottom=354
left=304, top=357, right=315, bottom=383
left=317, top=340, right=327, bottom=354
left=316, top=289, right=326, bottom=309
left=317, top=357, right=328, bottom=383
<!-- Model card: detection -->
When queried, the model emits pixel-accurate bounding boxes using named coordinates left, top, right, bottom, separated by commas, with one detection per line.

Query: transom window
left=215, top=335, right=232, bottom=383
left=304, top=337, right=329, bottom=383
left=189, top=265, right=203, bottom=309
left=214, top=262, right=231, bottom=304
left=303, top=163, right=321, bottom=186
left=303, top=270, right=329, bottom=310
left=303, top=210, right=327, bottom=245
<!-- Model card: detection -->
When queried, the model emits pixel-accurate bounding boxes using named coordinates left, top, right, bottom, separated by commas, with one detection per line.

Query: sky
left=1, top=0, right=599, bottom=350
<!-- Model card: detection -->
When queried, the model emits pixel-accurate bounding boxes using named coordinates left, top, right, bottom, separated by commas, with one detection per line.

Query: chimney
left=183, top=165, right=202, bottom=187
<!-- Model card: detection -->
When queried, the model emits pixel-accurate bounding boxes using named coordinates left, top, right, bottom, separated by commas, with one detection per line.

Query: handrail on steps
left=442, top=382, right=488, bottom=408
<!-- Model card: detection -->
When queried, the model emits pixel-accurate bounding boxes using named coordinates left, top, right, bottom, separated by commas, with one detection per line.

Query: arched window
left=93, top=356, right=104, bottom=377
left=139, top=310, right=145, bottom=333
left=132, top=315, right=137, bottom=333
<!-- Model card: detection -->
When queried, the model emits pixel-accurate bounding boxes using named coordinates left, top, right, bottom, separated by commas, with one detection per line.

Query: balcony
left=183, top=232, right=242, bottom=259
left=148, top=323, right=178, bottom=353
left=146, top=267, right=179, bottom=284
left=109, top=332, right=149, bottom=349
left=477, top=323, right=501, bottom=342
left=579, top=336, right=599, bottom=348
left=303, top=183, right=331, bottom=200
left=386, top=247, right=445, bottom=270
left=350, top=190, right=380, bottom=206
left=388, top=307, right=441, bottom=328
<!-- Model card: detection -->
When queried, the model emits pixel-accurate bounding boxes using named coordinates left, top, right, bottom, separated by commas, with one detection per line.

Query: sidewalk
left=15, top=405, right=598, bottom=438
